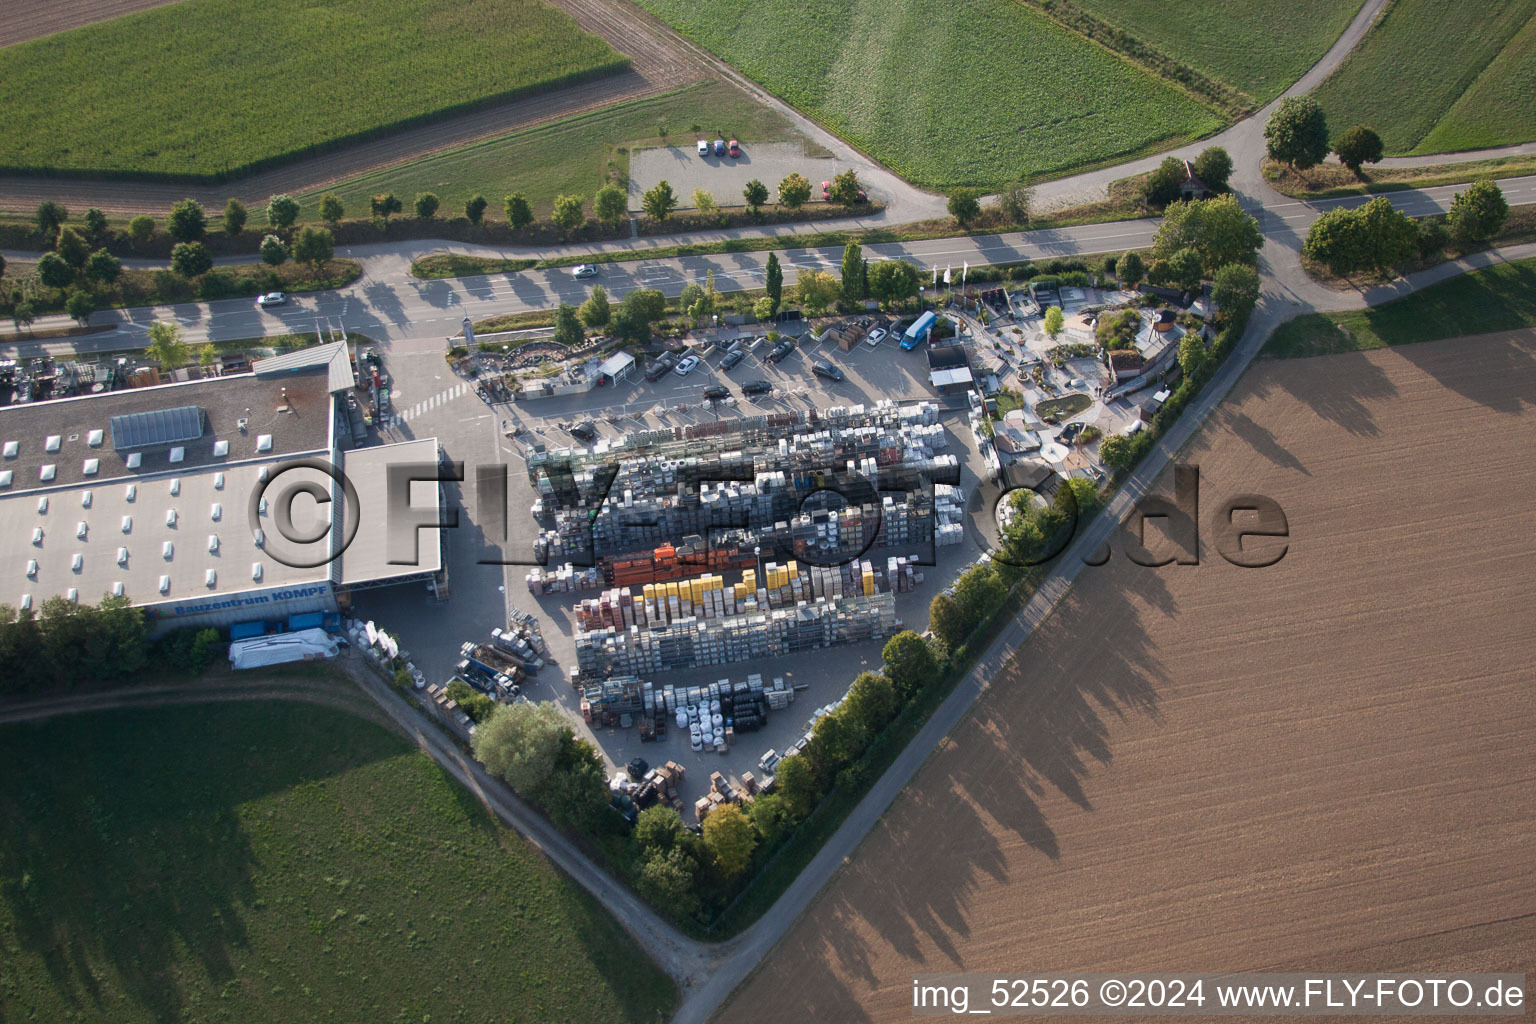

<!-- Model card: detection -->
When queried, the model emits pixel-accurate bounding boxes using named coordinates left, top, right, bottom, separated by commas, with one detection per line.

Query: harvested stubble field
left=716, top=330, right=1536, bottom=1022
left=632, top=0, right=1222, bottom=189
left=0, top=0, right=626, bottom=179
left=1310, top=0, right=1536, bottom=154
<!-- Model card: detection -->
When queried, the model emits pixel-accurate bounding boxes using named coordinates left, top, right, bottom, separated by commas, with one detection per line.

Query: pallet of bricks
left=573, top=590, right=898, bottom=677
left=525, top=562, right=604, bottom=595
left=650, top=674, right=789, bottom=754
left=574, top=556, right=918, bottom=632
left=695, top=769, right=764, bottom=822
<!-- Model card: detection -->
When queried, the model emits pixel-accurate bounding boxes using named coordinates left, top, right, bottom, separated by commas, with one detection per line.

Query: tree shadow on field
left=1210, top=407, right=1311, bottom=476
left=0, top=701, right=406, bottom=1024
left=1389, top=325, right=1536, bottom=416
left=1263, top=349, right=1398, bottom=438
left=744, top=565, right=1177, bottom=1022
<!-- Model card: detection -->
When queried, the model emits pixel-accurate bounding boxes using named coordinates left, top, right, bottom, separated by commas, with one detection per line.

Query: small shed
left=929, top=366, right=974, bottom=395
left=597, top=352, right=635, bottom=385
left=1108, top=350, right=1144, bottom=383
left=1179, top=160, right=1211, bottom=200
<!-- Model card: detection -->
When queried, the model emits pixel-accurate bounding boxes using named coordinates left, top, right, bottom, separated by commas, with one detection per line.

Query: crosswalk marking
left=391, top=381, right=472, bottom=426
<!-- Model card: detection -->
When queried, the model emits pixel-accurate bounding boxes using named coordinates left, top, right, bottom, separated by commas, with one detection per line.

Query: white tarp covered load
left=229, top=628, right=340, bottom=670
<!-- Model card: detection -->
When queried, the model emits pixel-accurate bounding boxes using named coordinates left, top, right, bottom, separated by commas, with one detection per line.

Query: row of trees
left=1304, top=179, right=1508, bottom=277
left=640, top=169, right=866, bottom=225
left=471, top=701, right=610, bottom=832
left=0, top=596, right=152, bottom=695
left=1264, top=96, right=1386, bottom=178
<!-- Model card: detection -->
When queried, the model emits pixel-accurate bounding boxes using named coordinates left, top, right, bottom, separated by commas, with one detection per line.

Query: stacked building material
left=574, top=591, right=898, bottom=678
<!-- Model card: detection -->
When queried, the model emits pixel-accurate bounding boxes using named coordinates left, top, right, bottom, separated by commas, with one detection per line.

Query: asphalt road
left=5, top=173, right=1534, bottom=361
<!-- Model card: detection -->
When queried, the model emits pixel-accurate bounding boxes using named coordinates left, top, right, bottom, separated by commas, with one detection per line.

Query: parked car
left=703, top=385, right=731, bottom=401
left=811, top=361, right=845, bottom=382
left=644, top=351, right=679, bottom=381
left=572, top=264, right=598, bottom=278
left=741, top=379, right=773, bottom=395
left=766, top=339, right=795, bottom=364
left=570, top=421, right=598, bottom=443
left=721, top=349, right=746, bottom=370
left=257, top=291, right=286, bottom=307
left=713, top=138, right=727, bottom=156
left=864, top=327, right=887, bottom=347
left=727, top=139, right=741, bottom=158
left=674, top=355, right=701, bottom=376
left=697, top=139, right=709, bottom=156
left=819, top=180, right=868, bottom=203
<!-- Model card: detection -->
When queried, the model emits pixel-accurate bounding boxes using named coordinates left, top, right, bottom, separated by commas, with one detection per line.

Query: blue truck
left=900, top=310, right=937, bottom=350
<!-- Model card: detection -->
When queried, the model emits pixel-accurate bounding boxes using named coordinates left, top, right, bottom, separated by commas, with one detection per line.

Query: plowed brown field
left=717, top=330, right=1536, bottom=1023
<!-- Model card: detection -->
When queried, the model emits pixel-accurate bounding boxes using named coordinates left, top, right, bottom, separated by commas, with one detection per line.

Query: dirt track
left=715, top=331, right=1536, bottom=1022
left=0, top=0, right=708, bottom=215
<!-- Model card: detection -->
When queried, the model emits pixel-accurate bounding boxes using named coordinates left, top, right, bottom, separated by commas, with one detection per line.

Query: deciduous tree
left=882, top=631, right=937, bottom=700
left=742, top=178, right=769, bottom=213
left=827, top=169, right=863, bottom=208
left=1143, top=156, right=1186, bottom=207
left=35, top=201, right=67, bottom=239
left=552, top=194, right=585, bottom=235
left=413, top=192, right=440, bottom=220
left=167, top=198, right=207, bottom=242
left=223, top=198, right=248, bottom=236
left=84, top=248, right=121, bottom=285
left=1152, top=194, right=1262, bottom=270
left=553, top=303, right=584, bottom=346
left=868, top=258, right=919, bottom=305
left=1117, top=250, right=1145, bottom=288
left=64, top=289, right=95, bottom=325
left=1211, top=262, right=1259, bottom=319
left=1265, top=96, right=1329, bottom=169
left=465, top=194, right=489, bottom=224
left=594, top=184, right=628, bottom=229
left=292, top=226, right=334, bottom=278
left=777, top=173, right=811, bottom=210
left=1448, top=178, right=1508, bottom=243
left=471, top=701, right=568, bottom=796
left=370, top=193, right=402, bottom=225
left=504, top=192, right=533, bottom=229
left=794, top=269, right=839, bottom=313
left=146, top=321, right=189, bottom=369
left=578, top=284, right=610, bottom=328
left=319, top=193, right=344, bottom=227
left=55, top=227, right=90, bottom=270
left=701, top=804, right=757, bottom=878
left=128, top=215, right=155, bottom=246
left=260, top=233, right=288, bottom=266
left=1332, top=125, right=1383, bottom=177
left=998, top=180, right=1033, bottom=225
left=1193, top=146, right=1233, bottom=192
left=948, top=189, right=981, bottom=227
left=84, top=207, right=109, bottom=238
left=36, top=252, right=75, bottom=289
left=691, top=188, right=716, bottom=215
left=642, top=180, right=678, bottom=223
left=1043, top=305, right=1065, bottom=338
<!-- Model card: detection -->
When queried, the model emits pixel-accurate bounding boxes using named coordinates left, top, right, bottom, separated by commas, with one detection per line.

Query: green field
left=1071, top=0, right=1364, bottom=100
left=631, top=0, right=1224, bottom=189
left=301, top=80, right=802, bottom=219
left=1264, top=257, right=1536, bottom=358
left=1310, top=0, right=1536, bottom=154
left=0, top=0, right=625, bottom=179
left=1418, top=15, right=1536, bottom=153
left=0, top=701, right=676, bottom=1023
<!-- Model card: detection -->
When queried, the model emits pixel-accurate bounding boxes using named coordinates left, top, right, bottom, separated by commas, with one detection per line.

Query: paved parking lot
left=628, top=141, right=861, bottom=210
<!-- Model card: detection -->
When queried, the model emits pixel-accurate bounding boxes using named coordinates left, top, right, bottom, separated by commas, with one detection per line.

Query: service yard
left=715, top=329, right=1536, bottom=1022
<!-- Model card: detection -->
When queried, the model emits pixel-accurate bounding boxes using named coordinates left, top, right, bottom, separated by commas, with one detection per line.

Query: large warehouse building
left=0, top=342, right=443, bottom=632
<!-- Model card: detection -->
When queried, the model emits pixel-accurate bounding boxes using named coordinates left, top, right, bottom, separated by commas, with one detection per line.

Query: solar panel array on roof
left=109, top=406, right=205, bottom=450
